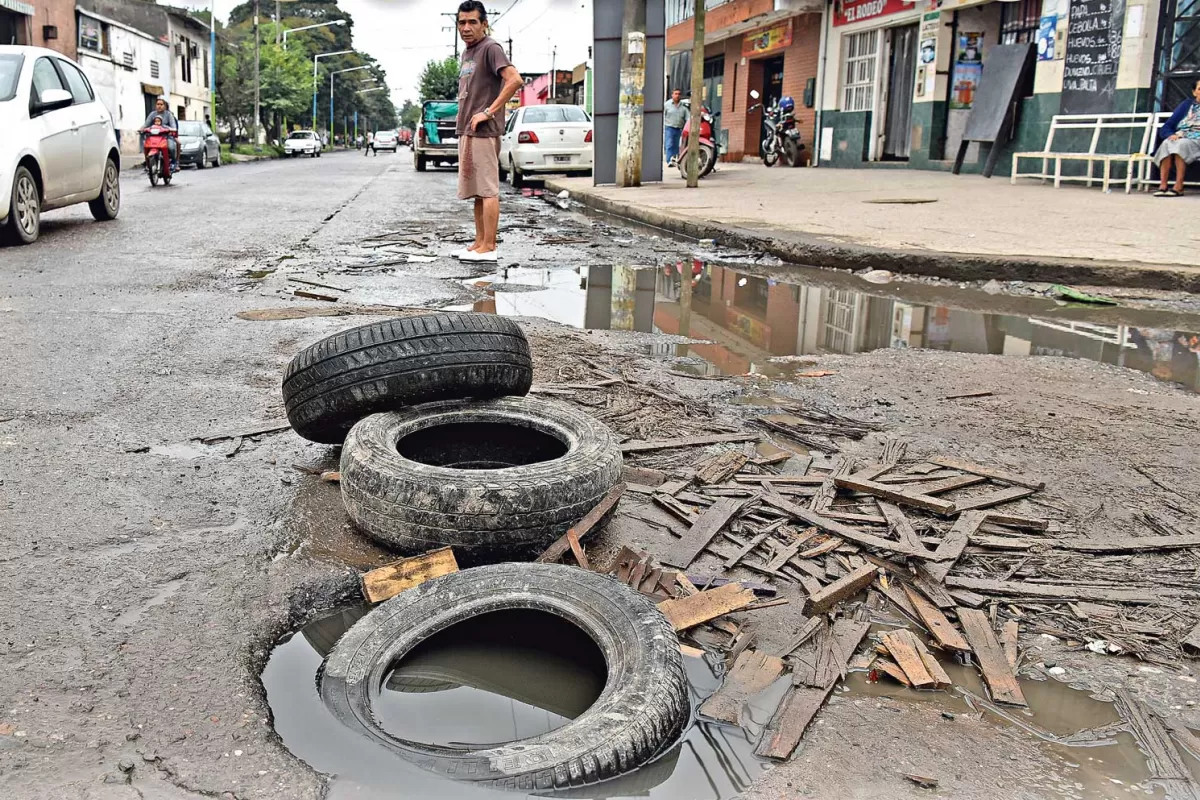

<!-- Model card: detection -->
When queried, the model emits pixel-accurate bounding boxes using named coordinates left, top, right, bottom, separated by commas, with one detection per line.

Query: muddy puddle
left=264, top=606, right=1199, bottom=798
left=447, top=259, right=1200, bottom=393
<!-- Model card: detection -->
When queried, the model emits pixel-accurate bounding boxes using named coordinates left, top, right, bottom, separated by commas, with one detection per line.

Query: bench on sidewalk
left=1011, top=113, right=1157, bottom=193
left=1134, top=112, right=1200, bottom=192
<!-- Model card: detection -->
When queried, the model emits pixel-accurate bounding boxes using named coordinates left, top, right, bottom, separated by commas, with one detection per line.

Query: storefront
left=1, top=0, right=33, bottom=47
left=818, top=0, right=1164, bottom=174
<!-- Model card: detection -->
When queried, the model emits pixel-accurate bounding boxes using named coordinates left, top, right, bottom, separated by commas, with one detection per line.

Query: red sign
left=833, top=0, right=911, bottom=27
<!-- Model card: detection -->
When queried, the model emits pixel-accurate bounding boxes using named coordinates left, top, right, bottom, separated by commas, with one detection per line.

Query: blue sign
left=1037, top=15, right=1058, bottom=62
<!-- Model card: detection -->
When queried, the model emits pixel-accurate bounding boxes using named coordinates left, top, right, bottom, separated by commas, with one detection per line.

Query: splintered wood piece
left=724, top=530, right=772, bottom=570
left=662, top=497, right=748, bottom=569
left=699, top=650, right=785, bottom=725
left=911, top=564, right=957, bottom=609
left=621, top=465, right=668, bottom=487
left=953, top=486, right=1037, bottom=513
left=653, top=493, right=700, bottom=525
left=765, top=538, right=805, bottom=573
left=360, top=547, right=459, bottom=604
left=945, top=577, right=1158, bottom=605
left=923, top=511, right=989, bottom=583
left=639, top=567, right=663, bottom=595
left=761, top=494, right=926, bottom=557
left=930, top=457, right=1045, bottom=490
left=877, top=581, right=924, bottom=626
left=1001, top=619, right=1020, bottom=669
left=628, top=558, right=649, bottom=590
left=879, top=502, right=926, bottom=553
left=805, top=563, right=878, bottom=615
left=792, top=619, right=871, bottom=688
left=611, top=546, right=640, bottom=583
left=908, top=474, right=988, bottom=495
left=809, top=457, right=847, bottom=513
left=676, top=573, right=701, bottom=596
left=874, top=658, right=912, bottom=686
left=983, top=512, right=1050, bottom=531
left=657, top=582, right=756, bottom=631
left=880, top=630, right=937, bottom=688
left=1057, top=534, right=1200, bottom=554
left=903, top=586, right=969, bottom=651
left=657, top=477, right=692, bottom=496
left=958, top=608, right=1027, bottom=706
left=566, top=531, right=590, bottom=570
left=735, top=475, right=826, bottom=485
left=914, top=637, right=953, bottom=690
left=695, top=451, right=750, bottom=485
left=1183, top=623, right=1200, bottom=657
left=536, top=484, right=626, bottom=563
left=772, top=617, right=823, bottom=658
left=833, top=474, right=957, bottom=516
left=948, top=588, right=989, bottom=608
left=620, top=433, right=761, bottom=453
left=1113, top=690, right=1200, bottom=798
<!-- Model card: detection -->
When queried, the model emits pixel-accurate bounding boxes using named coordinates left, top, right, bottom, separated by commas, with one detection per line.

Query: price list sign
left=1060, top=0, right=1126, bottom=114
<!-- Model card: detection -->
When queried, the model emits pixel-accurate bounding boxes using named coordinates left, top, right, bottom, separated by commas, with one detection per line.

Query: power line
left=515, top=2, right=553, bottom=33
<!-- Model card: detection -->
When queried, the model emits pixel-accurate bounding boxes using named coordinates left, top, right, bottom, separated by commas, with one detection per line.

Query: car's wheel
left=511, top=159, right=525, bottom=188
left=283, top=312, right=533, bottom=445
left=3, top=166, right=40, bottom=245
left=88, top=157, right=120, bottom=222
left=196, top=152, right=206, bottom=169
left=320, top=563, right=687, bottom=789
left=213, top=149, right=221, bottom=167
left=415, top=154, right=427, bottom=172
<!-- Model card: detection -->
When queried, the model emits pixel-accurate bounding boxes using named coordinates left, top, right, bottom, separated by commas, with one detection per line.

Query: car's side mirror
left=36, top=87, right=73, bottom=112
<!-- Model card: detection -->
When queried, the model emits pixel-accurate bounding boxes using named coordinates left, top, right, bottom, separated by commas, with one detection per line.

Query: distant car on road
left=374, top=130, right=398, bottom=153
left=0, top=45, right=121, bottom=245
left=284, top=130, right=322, bottom=158
left=178, top=120, right=221, bottom=169
left=500, top=104, right=593, bottom=188
left=414, top=100, right=459, bottom=172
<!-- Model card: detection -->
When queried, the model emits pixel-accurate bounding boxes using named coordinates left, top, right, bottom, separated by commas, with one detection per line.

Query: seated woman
left=1154, top=78, right=1200, bottom=197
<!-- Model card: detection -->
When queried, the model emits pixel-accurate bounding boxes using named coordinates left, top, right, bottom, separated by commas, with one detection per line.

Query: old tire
left=282, top=313, right=533, bottom=444
left=319, top=562, right=689, bottom=791
left=340, top=396, right=623, bottom=563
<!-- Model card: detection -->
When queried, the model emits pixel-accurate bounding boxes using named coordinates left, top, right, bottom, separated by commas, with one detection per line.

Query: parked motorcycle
left=141, top=125, right=178, bottom=187
left=678, top=100, right=717, bottom=179
left=748, top=90, right=805, bottom=168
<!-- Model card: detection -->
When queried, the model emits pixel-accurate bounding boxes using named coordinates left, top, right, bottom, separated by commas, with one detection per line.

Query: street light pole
left=312, top=49, right=353, bottom=130
left=209, top=0, right=216, bottom=127
left=283, top=18, right=346, bottom=50
left=253, top=0, right=260, bottom=147
left=331, top=65, right=370, bottom=145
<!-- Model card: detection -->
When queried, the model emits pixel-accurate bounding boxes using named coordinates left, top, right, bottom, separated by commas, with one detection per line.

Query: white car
left=0, top=46, right=121, bottom=245
left=500, top=104, right=593, bottom=188
left=373, top=130, right=398, bottom=152
left=284, top=130, right=322, bottom=158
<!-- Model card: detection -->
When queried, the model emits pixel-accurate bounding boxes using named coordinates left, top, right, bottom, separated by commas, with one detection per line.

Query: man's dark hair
left=457, top=0, right=487, bottom=22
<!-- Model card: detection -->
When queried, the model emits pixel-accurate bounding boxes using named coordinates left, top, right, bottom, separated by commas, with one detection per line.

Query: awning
left=141, top=83, right=164, bottom=96
left=0, top=0, right=35, bottom=16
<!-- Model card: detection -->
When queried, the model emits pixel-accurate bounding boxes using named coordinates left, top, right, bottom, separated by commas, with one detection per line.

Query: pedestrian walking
left=451, top=0, right=522, bottom=263
left=364, top=130, right=375, bottom=156
left=664, top=89, right=687, bottom=167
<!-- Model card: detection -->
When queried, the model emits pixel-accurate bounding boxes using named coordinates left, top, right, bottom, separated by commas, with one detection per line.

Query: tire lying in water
left=282, top=313, right=533, bottom=444
left=319, top=562, right=690, bottom=791
left=340, top=396, right=623, bottom=563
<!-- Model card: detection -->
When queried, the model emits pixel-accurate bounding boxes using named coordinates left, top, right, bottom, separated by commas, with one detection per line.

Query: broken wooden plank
left=908, top=474, right=988, bottom=495
left=657, top=477, right=692, bottom=496
left=924, top=511, right=989, bottom=583
left=695, top=451, right=750, bottom=485
left=945, top=577, right=1159, bottom=605
left=699, top=650, right=785, bottom=726
left=879, top=502, right=926, bottom=553
left=1183, top=623, right=1200, bottom=657
left=835, top=473, right=956, bottom=516
left=1056, top=534, right=1200, bottom=554
left=913, top=636, right=953, bottom=690
left=930, top=457, right=1045, bottom=490
left=903, top=773, right=940, bottom=789
left=293, top=288, right=339, bottom=302
left=652, top=493, right=700, bottom=525
left=880, top=630, right=937, bottom=688
left=196, top=419, right=291, bottom=444
left=805, top=563, right=878, bottom=616
left=911, top=565, right=957, bottom=609
left=621, top=433, right=761, bottom=453
left=793, top=619, right=870, bottom=688
left=360, top=547, right=459, bottom=604
left=810, top=457, right=847, bottom=513
left=873, top=659, right=912, bottom=686
left=952, top=486, right=1037, bottom=513
left=662, top=497, right=748, bottom=569
left=566, top=530, right=590, bottom=569
left=1113, top=690, right=1200, bottom=800
left=772, top=617, right=823, bottom=658
left=723, top=530, right=772, bottom=570
left=536, top=484, right=626, bottom=563
left=983, top=512, right=1050, bottom=531
left=621, top=465, right=667, bottom=487
left=958, top=608, right=1027, bottom=706
left=948, top=588, right=988, bottom=608
left=657, top=582, right=756, bottom=631
left=1001, top=620, right=1020, bottom=669
left=761, top=494, right=926, bottom=557
left=903, top=586, right=969, bottom=651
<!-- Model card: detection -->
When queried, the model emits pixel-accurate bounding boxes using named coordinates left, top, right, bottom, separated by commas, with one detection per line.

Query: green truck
left=414, top=100, right=459, bottom=172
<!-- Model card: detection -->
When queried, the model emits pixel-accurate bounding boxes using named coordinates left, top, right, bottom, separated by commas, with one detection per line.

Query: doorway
left=758, top=56, right=785, bottom=157
left=883, top=23, right=918, bottom=160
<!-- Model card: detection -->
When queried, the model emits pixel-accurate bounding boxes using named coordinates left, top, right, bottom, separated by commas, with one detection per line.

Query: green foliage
left=399, top=100, right=419, bottom=130
left=259, top=44, right=312, bottom=119
left=419, top=57, right=460, bottom=102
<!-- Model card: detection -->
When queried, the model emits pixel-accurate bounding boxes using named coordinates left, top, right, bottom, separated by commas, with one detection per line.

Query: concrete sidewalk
left=546, top=164, right=1200, bottom=291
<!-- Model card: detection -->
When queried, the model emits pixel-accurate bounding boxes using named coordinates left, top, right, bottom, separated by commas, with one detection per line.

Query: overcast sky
left=208, top=0, right=594, bottom=107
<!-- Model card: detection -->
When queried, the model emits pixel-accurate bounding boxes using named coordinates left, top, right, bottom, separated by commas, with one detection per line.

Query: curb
left=544, top=179, right=1200, bottom=293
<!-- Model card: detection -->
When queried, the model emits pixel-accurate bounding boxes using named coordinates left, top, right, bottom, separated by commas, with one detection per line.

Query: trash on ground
left=1050, top=284, right=1119, bottom=305
left=360, top=547, right=459, bottom=604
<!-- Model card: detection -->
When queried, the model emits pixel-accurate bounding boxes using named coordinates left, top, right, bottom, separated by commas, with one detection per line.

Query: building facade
left=666, top=0, right=824, bottom=161
left=2, top=0, right=77, bottom=56
left=164, top=7, right=210, bottom=123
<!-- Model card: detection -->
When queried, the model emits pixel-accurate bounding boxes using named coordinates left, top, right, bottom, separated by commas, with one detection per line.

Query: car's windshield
left=290, top=131, right=314, bottom=139
left=523, top=106, right=589, bottom=124
left=0, top=54, right=23, bottom=102
left=178, top=121, right=204, bottom=137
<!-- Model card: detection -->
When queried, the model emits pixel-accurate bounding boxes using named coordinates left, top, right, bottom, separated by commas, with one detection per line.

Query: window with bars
left=1000, top=0, right=1042, bottom=44
left=842, top=30, right=878, bottom=112
left=150, top=60, right=160, bottom=79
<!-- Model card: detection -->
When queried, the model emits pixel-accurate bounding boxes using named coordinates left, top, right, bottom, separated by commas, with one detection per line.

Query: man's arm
left=470, top=62, right=523, bottom=131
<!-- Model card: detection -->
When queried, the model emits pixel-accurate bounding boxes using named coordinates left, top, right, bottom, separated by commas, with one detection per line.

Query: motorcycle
left=748, top=90, right=805, bottom=168
left=141, top=125, right=178, bottom=187
left=678, top=100, right=717, bottom=180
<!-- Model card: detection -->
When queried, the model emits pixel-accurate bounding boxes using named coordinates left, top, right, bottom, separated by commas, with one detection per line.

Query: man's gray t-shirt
left=456, top=36, right=512, bottom=137
left=664, top=101, right=687, bottom=129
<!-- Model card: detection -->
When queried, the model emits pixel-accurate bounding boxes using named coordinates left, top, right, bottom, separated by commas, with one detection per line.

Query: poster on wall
left=742, top=19, right=793, bottom=57
left=1037, top=15, right=1057, bottom=60
left=1060, top=0, right=1126, bottom=114
left=950, top=32, right=983, bottom=109
left=919, top=10, right=939, bottom=65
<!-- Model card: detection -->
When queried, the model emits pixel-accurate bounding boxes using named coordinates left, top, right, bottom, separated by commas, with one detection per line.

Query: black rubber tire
left=4, top=165, right=40, bottom=245
left=340, top=396, right=622, bottom=563
left=511, top=161, right=526, bottom=188
left=88, top=157, right=120, bottom=221
left=283, top=313, right=533, bottom=444
left=415, top=154, right=427, bottom=172
left=319, top=563, right=689, bottom=791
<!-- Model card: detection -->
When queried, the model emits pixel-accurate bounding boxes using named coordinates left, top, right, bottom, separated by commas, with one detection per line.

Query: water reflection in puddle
left=264, top=605, right=782, bottom=800
left=450, top=260, right=1200, bottom=392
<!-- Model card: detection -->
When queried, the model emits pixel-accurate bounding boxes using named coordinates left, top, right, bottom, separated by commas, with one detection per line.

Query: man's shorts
left=457, top=135, right=501, bottom=200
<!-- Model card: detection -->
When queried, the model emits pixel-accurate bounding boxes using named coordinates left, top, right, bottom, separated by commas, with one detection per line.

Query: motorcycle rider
left=141, top=97, right=178, bottom=172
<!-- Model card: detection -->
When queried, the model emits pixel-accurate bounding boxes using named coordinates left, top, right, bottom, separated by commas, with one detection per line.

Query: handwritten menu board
left=1060, top=0, right=1126, bottom=114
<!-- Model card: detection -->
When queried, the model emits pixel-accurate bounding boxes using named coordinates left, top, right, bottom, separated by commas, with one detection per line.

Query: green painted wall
left=821, top=110, right=873, bottom=168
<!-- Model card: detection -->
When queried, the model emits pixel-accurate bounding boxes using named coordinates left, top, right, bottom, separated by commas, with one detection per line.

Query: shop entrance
left=882, top=23, right=918, bottom=159
left=758, top=56, right=785, bottom=157
left=1, top=10, right=25, bottom=45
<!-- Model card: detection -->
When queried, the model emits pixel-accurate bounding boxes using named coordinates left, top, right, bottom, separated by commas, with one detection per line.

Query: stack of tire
left=280, top=312, right=691, bottom=791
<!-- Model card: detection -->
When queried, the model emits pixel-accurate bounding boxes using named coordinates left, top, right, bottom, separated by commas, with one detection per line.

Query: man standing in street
left=453, top=0, right=522, bottom=263
left=664, top=89, right=686, bottom=167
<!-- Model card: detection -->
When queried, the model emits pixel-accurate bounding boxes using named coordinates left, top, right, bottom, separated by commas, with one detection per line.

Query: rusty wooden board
left=874, top=658, right=912, bottom=686
left=958, top=608, right=1027, bottom=706
left=361, top=547, right=459, bottom=604
left=879, top=630, right=937, bottom=689
left=699, top=650, right=785, bottom=726
left=657, top=582, right=756, bottom=631
left=536, top=484, right=626, bottom=563
left=805, top=563, right=878, bottom=616
left=662, top=497, right=749, bottom=569
left=695, top=451, right=750, bottom=485
left=903, top=585, right=969, bottom=652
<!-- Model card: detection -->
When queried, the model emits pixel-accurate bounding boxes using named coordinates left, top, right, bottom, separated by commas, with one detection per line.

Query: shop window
left=1000, top=0, right=1041, bottom=44
left=79, top=15, right=107, bottom=55
left=842, top=30, right=878, bottom=113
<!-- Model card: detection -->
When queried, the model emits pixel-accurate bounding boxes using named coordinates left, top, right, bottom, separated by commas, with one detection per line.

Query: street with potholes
left=3, top=150, right=1200, bottom=800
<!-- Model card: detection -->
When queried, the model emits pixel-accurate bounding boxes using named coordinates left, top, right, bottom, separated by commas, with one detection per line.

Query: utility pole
left=507, top=35, right=513, bottom=61
left=685, top=0, right=705, bottom=188
left=253, top=0, right=261, bottom=147
left=440, top=12, right=459, bottom=60
left=615, top=0, right=646, bottom=187
left=275, top=0, right=280, bottom=45
left=549, top=45, right=556, bottom=103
